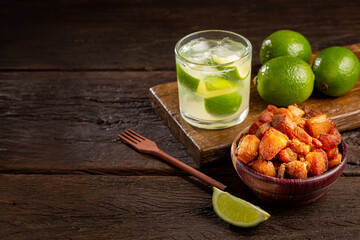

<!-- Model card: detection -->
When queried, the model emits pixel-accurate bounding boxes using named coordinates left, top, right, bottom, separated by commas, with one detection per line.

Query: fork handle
left=152, top=149, right=227, bottom=191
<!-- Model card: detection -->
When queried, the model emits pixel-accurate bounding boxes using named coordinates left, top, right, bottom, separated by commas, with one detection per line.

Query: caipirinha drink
left=175, top=30, right=252, bottom=129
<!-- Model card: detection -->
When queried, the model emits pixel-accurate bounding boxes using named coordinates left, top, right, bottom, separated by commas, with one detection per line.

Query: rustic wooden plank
left=0, top=174, right=359, bottom=239
left=0, top=71, right=199, bottom=173
left=1, top=0, right=360, bottom=70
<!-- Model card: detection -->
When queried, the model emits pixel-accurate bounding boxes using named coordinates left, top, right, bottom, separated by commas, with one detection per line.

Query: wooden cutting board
left=149, top=43, right=360, bottom=167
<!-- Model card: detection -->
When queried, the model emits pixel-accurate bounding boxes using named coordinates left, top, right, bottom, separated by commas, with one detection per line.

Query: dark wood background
left=1, top=0, right=360, bottom=239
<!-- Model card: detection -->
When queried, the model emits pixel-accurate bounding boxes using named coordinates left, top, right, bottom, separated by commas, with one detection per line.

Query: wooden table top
left=1, top=1, right=360, bottom=239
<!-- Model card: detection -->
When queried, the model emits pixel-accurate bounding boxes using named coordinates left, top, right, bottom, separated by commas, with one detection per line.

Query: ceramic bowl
left=231, top=127, right=348, bottom=206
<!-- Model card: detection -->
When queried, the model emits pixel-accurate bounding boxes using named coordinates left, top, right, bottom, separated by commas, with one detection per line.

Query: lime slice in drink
left=198, top=76, right=242, bottom=115
left=197, top=76, right=242, bottom=96
left=212, top=54, right=240, bottom=64
left=212, top=187, right=270, bottom=227
left=211, top=55, right=250, bottom=80
left=204, top=92, right=242, bottom=115
left=203, top=76, right=236, bottom=91
left=176, top=64, right=200, bottom=91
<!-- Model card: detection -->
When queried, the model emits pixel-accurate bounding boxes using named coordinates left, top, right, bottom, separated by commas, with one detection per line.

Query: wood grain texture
left=150, top=42, right=360, bottom=166
left=1, top=174, right=360, bottom=240
left=1, top=0, right=360, bottom=70
left=0, top=0, right=360, bottom=239
left=0, top=71, right=199, bottom=173
left=0, top=70, right=359, bottom=175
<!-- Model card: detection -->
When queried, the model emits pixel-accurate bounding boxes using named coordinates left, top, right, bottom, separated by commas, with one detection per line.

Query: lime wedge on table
left=176, top=64, right=200, bottom=91
left=212, top=55, right=250, bottom=80
left=212, top=187, right=270, bottom=227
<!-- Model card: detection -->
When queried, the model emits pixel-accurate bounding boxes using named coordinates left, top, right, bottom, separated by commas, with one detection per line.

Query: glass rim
left=174, top=29, right=252, bottom=67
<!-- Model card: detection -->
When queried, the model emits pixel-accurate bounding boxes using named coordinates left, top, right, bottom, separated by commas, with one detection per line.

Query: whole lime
left=256, top=56, right=315, bottom=106
left=312, top=46, right=360, bottom=96
left=260, top=30, right=312, bottom=64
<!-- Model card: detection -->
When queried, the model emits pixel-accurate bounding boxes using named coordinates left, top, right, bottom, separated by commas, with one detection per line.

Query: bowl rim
left=231, top=126, right=348, bottom=186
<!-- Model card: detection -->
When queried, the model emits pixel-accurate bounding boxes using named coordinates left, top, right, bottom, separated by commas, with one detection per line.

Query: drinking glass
left=175, top=30, right=252, bottom=129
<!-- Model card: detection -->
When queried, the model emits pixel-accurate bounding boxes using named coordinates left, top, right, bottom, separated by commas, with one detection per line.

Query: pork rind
left=235, top=104, right=342, bottom=179
left=285, top=161, right=308, bottom=179
left=288, top=104, right=305, bottom=118
left=278, top=148, right=297, bottom=163
left=328, top=152, right=342, bottom=169
left=272, top=114, right=296, bottom=138
left=236, top=135, right=260, bottom=164
left=289, top=138, right=310, bottom=156
left=259, top=127, right=289, bottom=160
left=255, top=122, right=271, bottom=139
left=306, top=114, right=336, bottom=138
left=251, top=159, right=277, bottom=177
left=306, top=150, right=328, bottom=176
left=259, top=105, right=278, bottom=123
left=293, top=126, right=312, bottom=144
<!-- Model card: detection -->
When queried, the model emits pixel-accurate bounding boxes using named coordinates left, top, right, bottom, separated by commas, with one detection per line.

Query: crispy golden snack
left=328, top=152, right=342, bottom=169
left=255, top=122, right=271, bottom=139
left=251, top=159, right=277, bottom=177
left=272, top=114, right=297, bottom=138
left=326, top=147, right=338, bottom=160
left=289, top=138, right=310, bottom=156
left=293, top=126, right=312, bottom=144
left=278, top=148, right=297, bottom=163
left=311, top=137, right=323, bottom=148
left=259, top=107, right=275, bottom=123
left=306, top=114, right=336, bottom=138
left=294, top=117, right=307, bottom=128
left=236, top=105, right=342, bottom=179
left=277, top=163, right=286, bottom=178
left=329, top=128, right=342, bottom=143
left=303, top=106, right=322, bottom=119
left=318, top=133, right=341, bottom=150
left=249, top=120, right=262, bottom=135
left=274, top=107, right=293, bottom=119
left=236, top=135, right=260, bottom=164
left=259, top=127, right=288, bottom=160
left=305, top=150, right=328, bottom=176
left=286, top=161, right=308, bottom=179
left=288, top=104, right=305, bottom=119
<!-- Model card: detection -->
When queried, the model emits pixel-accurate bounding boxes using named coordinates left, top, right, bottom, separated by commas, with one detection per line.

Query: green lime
left=212, top=187, right=270, bottom=227
left=260, top=30, right=312, bottom=64
left=199, top=76, right=242, bottom=115
left=176, top=64, right=200, bottom=91
left=312, top=46, right=360, bottom=96
left=211, top=55, right=250, bottom=80
left=256, top=56, right=315, bottom=106
left=204, top=92, right=242, bottom=115
left=203, top=76, right=236, bottom=91
left=196, top=76, right=241, bottom=97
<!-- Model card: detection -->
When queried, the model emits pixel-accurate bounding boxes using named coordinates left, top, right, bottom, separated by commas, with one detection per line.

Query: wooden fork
left=118, top=129, right=227, bottom=191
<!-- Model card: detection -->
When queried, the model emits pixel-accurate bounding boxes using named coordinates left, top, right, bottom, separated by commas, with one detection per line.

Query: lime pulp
left=211, top=55, right=250, bottom=80
left=176, top=64, right=201, bottom=91
left=212, top=187, right=270, bottom=227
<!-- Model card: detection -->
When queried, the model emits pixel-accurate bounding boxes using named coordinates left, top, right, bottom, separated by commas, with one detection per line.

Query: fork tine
left=127, top=129, right=146, bottom=140
left=123, top=131, right=143, bottom=143
left=118, top=133, right=138, bottom=144
left=123, top=131, right=142, bottom=143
